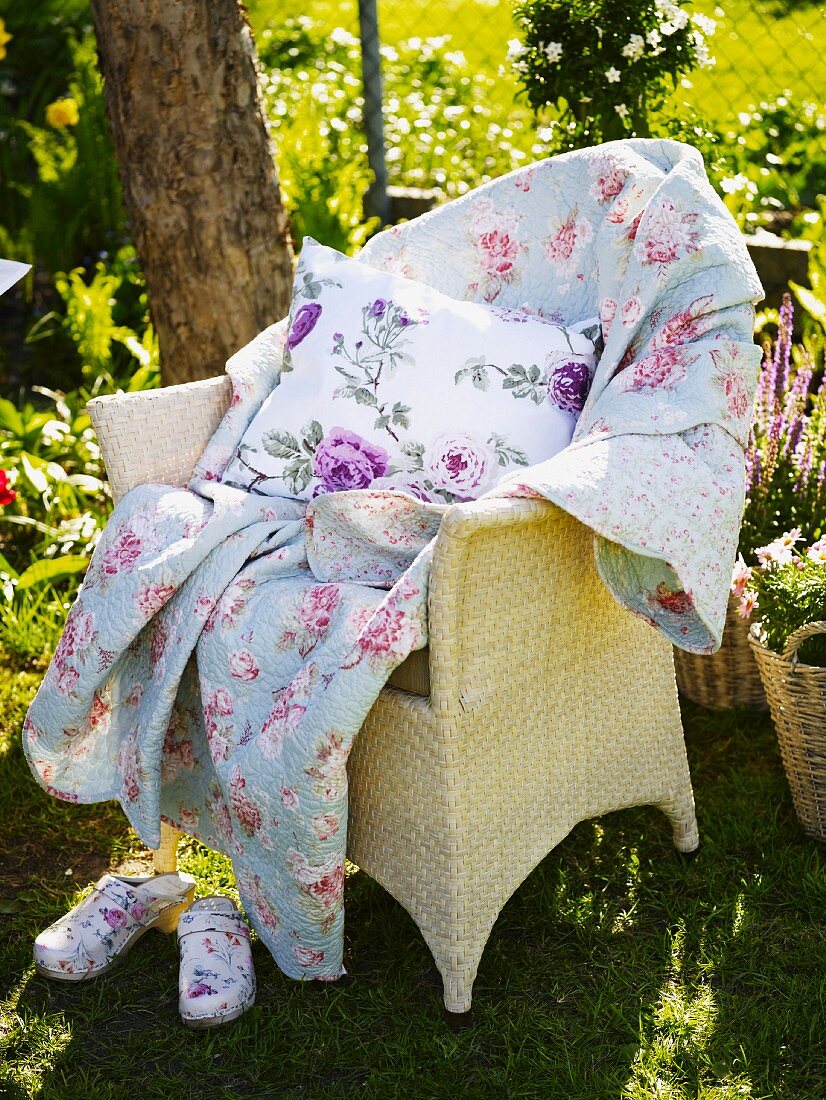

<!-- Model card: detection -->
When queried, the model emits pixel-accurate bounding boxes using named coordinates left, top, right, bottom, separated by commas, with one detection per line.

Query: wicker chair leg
left=153, top=822, right=181, bottom=874
left=657, top=789, right=700, bottom=854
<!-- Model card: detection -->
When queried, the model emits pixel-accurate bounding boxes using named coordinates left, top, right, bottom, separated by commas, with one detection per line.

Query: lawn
left=247, top=0, right=825, bottom=126
left=1, top=646, right=823, bottom=1099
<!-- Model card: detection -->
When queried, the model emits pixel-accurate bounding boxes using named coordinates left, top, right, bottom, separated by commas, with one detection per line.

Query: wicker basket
left=749, top=621, right=826, bottom=842
left=674, top=593, right=767, bottom=710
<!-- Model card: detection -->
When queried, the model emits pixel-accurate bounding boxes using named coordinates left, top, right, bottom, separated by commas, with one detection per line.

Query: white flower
left=807, top=538, right=826, bottom=564
left=615, top=103, right=630, bottom=119
left=506, top=38, right=526, bottom=62
left=671, top=8, right=689, bottom=30
left=646, top=29, right=662, bottom=47
left=692, top=13, right=717, bottom=36
left=622, top=34, right=645, bottom=61
left=544, top=40, right=563, bottom=63
left=661, top=21, right=678, bottom=36
left=605, top=67, right=622, bottom=84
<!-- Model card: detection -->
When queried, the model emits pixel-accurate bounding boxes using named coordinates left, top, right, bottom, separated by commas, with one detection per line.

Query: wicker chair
left=87, top=375, right=698, bottom=1016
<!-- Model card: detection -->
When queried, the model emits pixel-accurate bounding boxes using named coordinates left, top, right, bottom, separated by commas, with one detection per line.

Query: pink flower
left=638, top=199, right=700, bottom=271
left=131, top=901, right=148, bottom=922
left=426, top=433, right=495, bottom=498
left=212, top=687, right=234, bottom=716
left=194, top=595, right=214, bottom=620
left=101, top=530, right=143, bottom=576
left=133, top=583, right=176, bottom=616
left=228, top=648, right=260, bottom=682
left=88, top=691, right=110, bottom=729
left=806, top=538, right=826, bottom=564
left=620, top=297, right=643, bottom=327
left=652, top=295, right=714, bottom=349
left=756, top=530, right=801, bottom=566
left=101, top=907, right=128, bottom=930
left=299, top=585, right=342, bottom=637
left=738, top=591, right=758, bottom=619
left=260, top=686, right=306, bottom=758
left=150, top=619, right=168, bottom=666
left=229, top=765, right=261, bottom=837
left=74, top=611, right=95, bottom=649
left=353, top=603, right=422, bottom=665
left=599, top=298, right=617, bottom=339
left=126, top=683, right=143, bottom=707
left=653, top=583, right=693, bottom=615
left=589, top=157, right=628, bottom=204
left=311, top=812, right=340, bottom=840
left=307, top=864, right=345, bottom=908
left=293, top=944, right=325, bottom=967
left=56, top=667, right=79, bottom=697
left=280, top=786, right=299, bottom=810
left=478, top=229, right=520, bottom=277
left=715, top=368, right=751, bottom=420
left=626, top=347, right=689, bottom=392
left=730, top=556, right=752, bottom=598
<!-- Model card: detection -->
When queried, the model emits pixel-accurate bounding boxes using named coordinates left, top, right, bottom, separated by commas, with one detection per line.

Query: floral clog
left=177, top=896, right=256, bottom=1028
left=34, top=872, right=196, bottom=981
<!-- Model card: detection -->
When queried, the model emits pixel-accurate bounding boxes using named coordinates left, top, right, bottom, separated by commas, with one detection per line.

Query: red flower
left=0, top=470, right=16, bottom=507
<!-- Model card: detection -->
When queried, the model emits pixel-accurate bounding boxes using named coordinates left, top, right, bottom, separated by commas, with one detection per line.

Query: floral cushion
left=221, top=240, right=599, bottom=503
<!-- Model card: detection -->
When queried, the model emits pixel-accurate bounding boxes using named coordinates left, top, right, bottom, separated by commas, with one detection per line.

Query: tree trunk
left=89, top=0, right=293, bottom=386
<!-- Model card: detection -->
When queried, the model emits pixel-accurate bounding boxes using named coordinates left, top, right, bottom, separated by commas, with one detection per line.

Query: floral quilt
left=24, top=139, right=763, bottom=983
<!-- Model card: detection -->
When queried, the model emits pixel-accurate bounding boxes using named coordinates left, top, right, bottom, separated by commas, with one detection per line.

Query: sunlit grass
left=1, top=649, right=823, bottom=1098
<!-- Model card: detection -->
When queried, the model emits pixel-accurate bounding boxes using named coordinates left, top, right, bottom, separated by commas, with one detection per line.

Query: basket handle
left=782, top=620, right=826, bottom=669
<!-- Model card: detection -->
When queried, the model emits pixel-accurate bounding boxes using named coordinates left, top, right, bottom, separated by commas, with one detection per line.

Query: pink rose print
left=589, top=156, right=628, bottom=204
left=101, top=529, right=143, bottom=577
left=311, top=812, right=340, bottom=840
left=229, top=765, right=261, bottom=837
left=293, top=944, right=325, bottom=968
left=544, top=211, right=592, bottom=273
left=715, top=368, right=751, bottom=421
left=549, top=361, right=592, bottom=415
left=131, top=901, right=148, bottom=922
left=118, top=732, right=142, bottom=803
left=599, top=298, right=617, bottom=339
left=626, top=348, right=691, bottom=392
left=187, top=981, right=218, bottom=999
left=637, top=198, right=700, bottom=275
left=651, top=295, right=714, bottom=349
left=87, top=691, right=110, bottom=730
left=348, top=601, right=422, bottom=669
left=651, top=583, right=694, bottom=615
left=150, top=618, right=168, bottom=667
left=260, top=665, right=316, bottom=758
left=312, top=428, right=389, bottom=493
left=101, top=907, right=128, bottom=930
left=133, top=583, right=176, bottom=616
left=299, top=585, right=342, bottom=637
left=74, top=611, right=95, bottom=649
left=228, top=648, right=260, bottom=682
left=620, top=297, right=643, bottom=328
left=126, top=683, right=143, bottom=707
left=213, top=687, right=234, bottom=716
left=281, top=785, right=299, bottom=810
left=56, top=667, right=80, bottom=697
left=478, top=229, right=520, bottom=279
left=289, top=851, right=345, bottom=909
left=426, top=433, right=495, bottom=499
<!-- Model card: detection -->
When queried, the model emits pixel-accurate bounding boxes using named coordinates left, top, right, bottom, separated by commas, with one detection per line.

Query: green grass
left=247, top=0, right=825, bottom=127
left=1, top=646, right=824, bottom=1099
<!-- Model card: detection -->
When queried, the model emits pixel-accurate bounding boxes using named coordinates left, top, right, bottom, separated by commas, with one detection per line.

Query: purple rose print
left=549, top=361, right=592, bottom=414
left=101, top=907, right=129, bottom=930
left=370, top=298, right=387, bottom=318
left=186, top=981, right=218, bottom=998
left=287, top=303, right=322, bottom=350
left=312, top=428, right=389, bottom=492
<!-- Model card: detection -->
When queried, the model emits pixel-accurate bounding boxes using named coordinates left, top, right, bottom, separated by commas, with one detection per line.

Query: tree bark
left=89, top=0, right=293, bottom=386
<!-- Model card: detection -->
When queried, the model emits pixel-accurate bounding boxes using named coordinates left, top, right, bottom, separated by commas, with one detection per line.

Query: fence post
left=357, top=0, right=391, bottom=225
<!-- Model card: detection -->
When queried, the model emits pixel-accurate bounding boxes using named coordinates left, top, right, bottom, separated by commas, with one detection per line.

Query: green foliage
left=0, top=25, right=124, bottom=274
left=709, top=95, right=826, bottom=237
left=511, top=0, right=716, bottom=149
left=259, top=18, right=536, bottom=253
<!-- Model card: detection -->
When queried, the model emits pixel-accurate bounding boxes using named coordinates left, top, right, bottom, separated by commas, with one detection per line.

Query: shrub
left=511, top=0, right=716, bottom=149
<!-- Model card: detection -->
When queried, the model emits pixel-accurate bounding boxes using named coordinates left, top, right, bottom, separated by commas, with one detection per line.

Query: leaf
left=21, top=453, right=49, bottom=494
left=488, top=434, right=529, bottom=467
left=283, top=457, right=312, bottom=495
left=375, top=414, right=391, bottom=430
left=334, top=365, right=361, bottom=385
left=400, top=441, right=425, bottom=457
left=0, top=397, right=24, bottom=435
left=354, top=387, right=378, bottom=407
left=0, top=550, right=19, bottom=579
left=17, top=556, right=89, bottom=590
left=301, top=420, right=323, bottom=452
left=261, top=429, right=301, bottom=460
left=391, top=405, right=410, bottom=428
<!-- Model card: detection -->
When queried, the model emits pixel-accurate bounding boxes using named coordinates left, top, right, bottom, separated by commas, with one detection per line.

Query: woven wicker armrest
left=427, top=496, right=562, bottom=710
left=87, top=375, right=232, bottom=503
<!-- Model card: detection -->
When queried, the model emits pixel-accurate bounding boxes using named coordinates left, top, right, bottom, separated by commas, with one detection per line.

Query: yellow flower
left=45, top=97, right=80, bottom=128
left=0, top=18, right=12, bottom=61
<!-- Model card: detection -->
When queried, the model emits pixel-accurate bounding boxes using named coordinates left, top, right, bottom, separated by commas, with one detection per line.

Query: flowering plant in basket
left=738, top=294, right=826, bottom=563
left=733, top=534, right=826, bottom=667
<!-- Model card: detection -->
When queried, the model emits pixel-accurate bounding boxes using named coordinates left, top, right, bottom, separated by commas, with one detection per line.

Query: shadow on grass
left=2, top=695, right=824, bottom=1099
